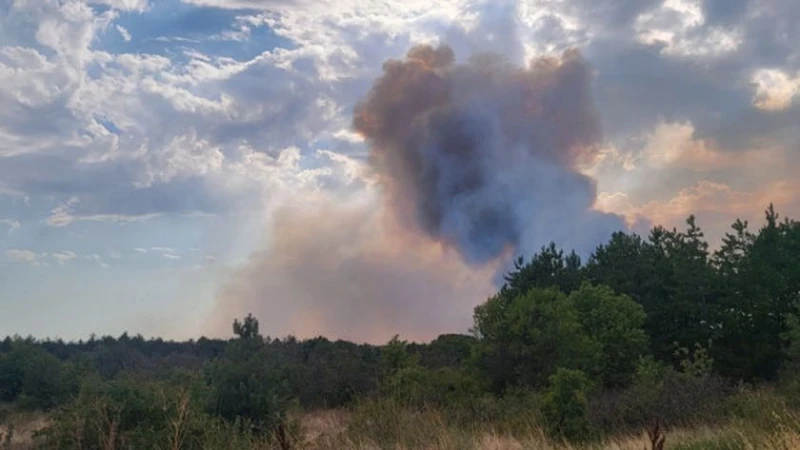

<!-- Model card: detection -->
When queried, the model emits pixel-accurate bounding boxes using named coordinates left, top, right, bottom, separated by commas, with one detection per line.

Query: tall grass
left=4, top=386, right=800, bottom=449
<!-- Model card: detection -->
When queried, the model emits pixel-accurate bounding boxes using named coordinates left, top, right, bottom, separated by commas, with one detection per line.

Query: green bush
left=40, top=376, right=211, bottom=449
left=588, top=355, right=732, bottom=433
left=541, top=368, right=593, bottom=440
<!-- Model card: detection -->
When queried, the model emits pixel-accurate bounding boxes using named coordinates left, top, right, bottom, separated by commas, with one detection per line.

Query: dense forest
left=3, top=205, right=800, bottom=449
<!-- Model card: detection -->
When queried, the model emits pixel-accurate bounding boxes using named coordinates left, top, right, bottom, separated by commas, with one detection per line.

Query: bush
left=382, top=367, right=481, bottom=408
left=40, top=376, right=213, bottom=450
left=588, top=356, right=732, bottom=433
left=541, top=368, right=593, bottom=440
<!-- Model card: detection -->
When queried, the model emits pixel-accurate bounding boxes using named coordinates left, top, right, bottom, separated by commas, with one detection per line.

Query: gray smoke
left=353, top=44, right=624, bottom=264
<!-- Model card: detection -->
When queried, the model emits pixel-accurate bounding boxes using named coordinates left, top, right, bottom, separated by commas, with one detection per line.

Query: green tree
left=413, top=333, right=476, bottom=369
left=283, top=337, right=379, bottom=407
left=587, top=218, right=720, bottom=363
left=379, top=335, right=418, bottom=379
left=568, top=283, right=649, bottom=387
left=472, top=287, right=599, bottom=391
left=502, top=243, right=584, bottom=299
left=713, top=206, right=800, bottom=379
left=205, top=315, right=290, bottom=434
left=233, top=313, right=260, bottom=340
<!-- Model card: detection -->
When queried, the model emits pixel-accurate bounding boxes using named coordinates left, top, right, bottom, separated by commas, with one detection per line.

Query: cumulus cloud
left=751, top=68, right=800, bottom=111
left=1, top=0, right=795, bottom=232
left=597, top=179, right=800, bottom=244
left=633, top=121, right=783, bottom=171
left=634, top=0, right=741, bottom=57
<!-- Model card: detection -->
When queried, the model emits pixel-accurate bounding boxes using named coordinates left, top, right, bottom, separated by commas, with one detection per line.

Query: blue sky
left=1, top=0, right=799, bottom=343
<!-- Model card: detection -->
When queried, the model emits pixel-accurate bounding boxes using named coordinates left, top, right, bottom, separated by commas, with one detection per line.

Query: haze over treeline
left=3, top=204, right=800, bottom=447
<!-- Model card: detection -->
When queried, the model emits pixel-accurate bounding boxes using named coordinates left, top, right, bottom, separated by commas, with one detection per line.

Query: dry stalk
left=161, top=386, right=192, bottom=450
left=644, top=420, right=665, bottom=450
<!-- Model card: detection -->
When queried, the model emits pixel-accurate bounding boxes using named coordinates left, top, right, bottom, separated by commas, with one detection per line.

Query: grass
left=4, top=392, right=800, bottom=449
left=281, top=402, right=800, bottom=450
left=287, top=416, right=800, bottom=450
left=0, top=409, right=49, bottom=450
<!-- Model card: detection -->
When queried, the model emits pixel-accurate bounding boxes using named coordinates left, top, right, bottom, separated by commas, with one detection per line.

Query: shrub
left=541, top=368, right=593, bottom=440
left=40, top=376, right=212, bottom=449
left=588, top=356, right=732, bottom=433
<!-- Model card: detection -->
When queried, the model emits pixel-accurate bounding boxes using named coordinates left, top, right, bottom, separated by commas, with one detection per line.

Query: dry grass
left=0, top=410, right=49, bottom=450
left=285, top=409, right=800, bottom=450
left=4, top=405, right=800, bottom=449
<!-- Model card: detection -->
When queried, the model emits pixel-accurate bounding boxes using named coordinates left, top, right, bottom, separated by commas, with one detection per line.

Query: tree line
left=2, top=204, right=800, bottom=447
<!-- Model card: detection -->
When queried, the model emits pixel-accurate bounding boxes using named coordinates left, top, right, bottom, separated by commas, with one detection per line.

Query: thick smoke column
left=354, top=44, right=621, bottom=264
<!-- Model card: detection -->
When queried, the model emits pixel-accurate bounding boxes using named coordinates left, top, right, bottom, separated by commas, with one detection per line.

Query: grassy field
left=4, top=404, right=800, bottom=450
left=290, top=408, right=800, bottom=450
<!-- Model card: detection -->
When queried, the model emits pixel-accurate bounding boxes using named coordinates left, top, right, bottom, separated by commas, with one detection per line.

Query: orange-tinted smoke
left=353, top=44, right=606, bottom=264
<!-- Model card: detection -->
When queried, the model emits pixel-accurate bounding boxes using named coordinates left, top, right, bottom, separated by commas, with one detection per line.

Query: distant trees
left=583, top=206, right=800, bottom=381
left=0, top=341, right=79, bottom=410
left=282, top=337, right=379, bottom=408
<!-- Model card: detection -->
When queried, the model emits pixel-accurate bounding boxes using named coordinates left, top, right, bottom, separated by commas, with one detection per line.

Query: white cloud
left=640, top=121, right=782, bottom=170
left=149, top=247, right=181, bottom=259
left=52, top=251, right=78, bottom=265
left=83, top=253, right=110, bottom=268
left=597, top=179, right=800, bottom=241
left=0, top=218, right=20, bottom=232
left=116, top=24, right=131, bottom=42
left=5, top=248, right=43, bottom=264
left=751, top=68, right=800, bottom=111
left=634, top=0, right=741, bottom=57
left=46, top=197, right=159, bottom=227
left=0, top=0, right=789, bottom=232
left=90, top=0, right=150, bottom=12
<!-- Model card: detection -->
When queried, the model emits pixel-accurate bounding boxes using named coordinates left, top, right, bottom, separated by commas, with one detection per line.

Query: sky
left=0, top=0, right=799, bottom=343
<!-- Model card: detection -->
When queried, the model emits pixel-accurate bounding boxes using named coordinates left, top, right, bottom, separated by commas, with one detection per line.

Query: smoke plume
left=211, top=198, right=496, bottom=343
left=211, top=43, right=628, bottom=342
left=354, top=44, right=624, bottom=264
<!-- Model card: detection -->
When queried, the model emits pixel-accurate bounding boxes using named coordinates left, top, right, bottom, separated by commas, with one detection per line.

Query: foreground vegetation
left=3, top=205, right=800, bottom=449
